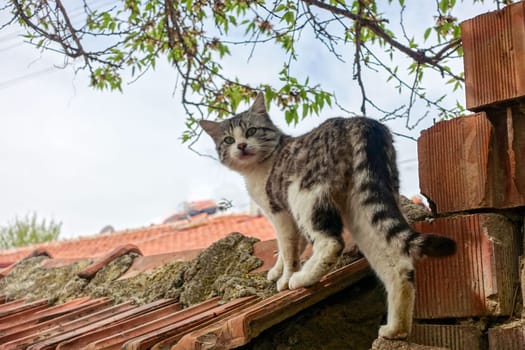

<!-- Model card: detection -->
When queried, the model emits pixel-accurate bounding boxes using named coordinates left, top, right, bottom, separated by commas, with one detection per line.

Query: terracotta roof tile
left=0, top=211, right=387, bottom=349
left=162, top=200, right=219, bottom=223
left=77, top=244, right=143, bottom=279
left=0, top=298, right=48, bottom=318
left=0, top=298, right=113, bottom=346
left=174, top=258, right=370, bottom=349
left=55, top=300, right=183, bottom=350
left=122, top=296, right=261, bottom=350
left=0, top=247, right=372, bottom=349
left=0, top=214, right=275, bottom=266
left=25, top=299, right=177, bottom=350
left=0, top=303, right=136, bottom=350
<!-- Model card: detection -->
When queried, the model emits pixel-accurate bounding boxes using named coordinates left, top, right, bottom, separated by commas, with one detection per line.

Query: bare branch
left=301, top=0, right=463, bottom=81
left=353, top=0, right=366, bottom=115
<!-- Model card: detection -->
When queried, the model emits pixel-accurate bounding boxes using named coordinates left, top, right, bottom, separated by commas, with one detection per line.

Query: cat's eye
left=224, top=136, right=235, bottom=144
left=245, top=127, right=257, bottom=137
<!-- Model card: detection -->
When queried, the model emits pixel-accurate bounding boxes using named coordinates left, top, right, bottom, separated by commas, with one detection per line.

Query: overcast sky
left=0, top=1, right=496, bottom=239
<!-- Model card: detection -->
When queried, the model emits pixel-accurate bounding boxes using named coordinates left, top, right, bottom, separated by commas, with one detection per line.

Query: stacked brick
left=409, top=2, right=525, bottom=350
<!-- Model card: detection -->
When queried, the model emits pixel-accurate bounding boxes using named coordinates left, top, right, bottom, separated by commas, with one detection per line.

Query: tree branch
left=301, top=0, right=463, bottom=81
left=55, top=0, right=89, bottom=66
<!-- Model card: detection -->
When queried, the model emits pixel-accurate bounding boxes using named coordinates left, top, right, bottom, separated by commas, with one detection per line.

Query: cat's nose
left=237, top=142, right=247, bottom=150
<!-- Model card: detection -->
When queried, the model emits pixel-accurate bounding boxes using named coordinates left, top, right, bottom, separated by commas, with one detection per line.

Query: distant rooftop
left=0, top=212, right=275, bottom=267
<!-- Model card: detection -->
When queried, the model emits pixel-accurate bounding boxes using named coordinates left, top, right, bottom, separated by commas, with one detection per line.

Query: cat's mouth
left=238, top=150, right=255, bottom=159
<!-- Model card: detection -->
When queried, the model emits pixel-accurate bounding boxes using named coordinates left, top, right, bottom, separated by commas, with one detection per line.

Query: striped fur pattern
left=200, top=93, right=456, bottom=339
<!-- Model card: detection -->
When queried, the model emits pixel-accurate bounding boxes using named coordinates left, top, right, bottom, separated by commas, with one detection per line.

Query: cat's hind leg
left=346, top=210, right=415, bottom=339
left=377, top=262, right=415, bottom=340
left=287, top=185, right=344, bottom=290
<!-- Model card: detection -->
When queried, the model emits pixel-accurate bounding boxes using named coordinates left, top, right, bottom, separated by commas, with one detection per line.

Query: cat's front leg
left=268, top=234, right=307, bottom=282
left=266, top=212, right=301, bottom=291
left=267, top=253, right=283, bottom=281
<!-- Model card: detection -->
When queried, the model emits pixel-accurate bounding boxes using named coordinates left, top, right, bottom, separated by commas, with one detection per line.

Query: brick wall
left=413, top=2, right=525, bottom=349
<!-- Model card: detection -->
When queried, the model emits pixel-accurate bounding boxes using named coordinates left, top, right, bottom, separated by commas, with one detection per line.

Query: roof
left=0, top=211, right=376, bottom=349
left=0, top=238, right=370, bottom=349
left=162, top=200, right=221, bottom=224
left=0, top=213, right=275, bottom=266
left=0, top=258, right=370, bottom=349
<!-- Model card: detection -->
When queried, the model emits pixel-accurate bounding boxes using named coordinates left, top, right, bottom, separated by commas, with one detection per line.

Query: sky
left=0, top=1, right=497, bottom=239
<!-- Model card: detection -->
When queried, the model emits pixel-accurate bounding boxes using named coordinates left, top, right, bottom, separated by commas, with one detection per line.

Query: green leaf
left=439, top=0, right=449, bottom=13
left=283, top=11, right=296, bottom=25
left=423, top=27, right=432, bottom=41
left=275, top=4, right=287, bottom=12
left=302, top=103, right=309, bottom=119
left=285, top=107, right=298, bottom=125
left=325, top=94, right=332, bottom=107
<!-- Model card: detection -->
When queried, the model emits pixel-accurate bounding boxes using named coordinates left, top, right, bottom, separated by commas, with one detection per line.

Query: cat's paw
left=267, top=264, right=283, bottom=282
left=267, top=254, right=283, bottom=282
left=288, top=271, right=317, bottom=290
left=276, top=275, right=291, bottom=291
left=378, top=325, right=409, bottom=340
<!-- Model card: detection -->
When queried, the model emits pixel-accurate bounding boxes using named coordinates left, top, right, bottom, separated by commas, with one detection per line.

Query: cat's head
left=200, top=92, right=282, bottom=172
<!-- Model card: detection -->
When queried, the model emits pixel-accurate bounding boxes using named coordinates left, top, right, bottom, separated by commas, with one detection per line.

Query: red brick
left=412, top=213, right=519, bottom=318
left=488, top=105, right=525, bottom=203
left=488, top=323, right=525, bottom=350
left=418, top=110, right=525, bottom=214
left=462, top=2, right=525, bottom=110
left=410, top=324, right=482, bottom=350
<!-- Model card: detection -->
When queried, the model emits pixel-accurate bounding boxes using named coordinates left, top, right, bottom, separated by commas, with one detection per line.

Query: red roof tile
left=173, top=259, right=370, bottom=349
left=55, top=299, right=183, bottom=350
left=0, top=298, right=113, bottom=346
left=162, top=200, right=220, bottom=223
left=0, top=214, right=275, bottom=266
left=0, top=209, right=387, bottom=348
left=0, top=257, right=371, bottom=349
left=120, top=296, right=260, bottom=350
left=1, top=301, right=138, bottom=350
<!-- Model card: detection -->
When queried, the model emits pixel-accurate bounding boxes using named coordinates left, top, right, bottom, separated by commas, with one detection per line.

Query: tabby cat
left=200, top=92, right=456, bottom=339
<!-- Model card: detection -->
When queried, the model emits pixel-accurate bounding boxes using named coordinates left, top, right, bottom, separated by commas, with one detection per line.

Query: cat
left=200, top=92, right=456, bottom=339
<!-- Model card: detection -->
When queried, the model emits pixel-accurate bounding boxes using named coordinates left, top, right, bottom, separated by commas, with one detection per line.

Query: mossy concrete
left=0, top=233, right=276, bottom=307
left=0, top=256, right=91, bottom=304
left=83, top=253, right=188, bottom=305
left=180, top=232, right=276, bottom=307
left=399, top=195, right=432, bottom=223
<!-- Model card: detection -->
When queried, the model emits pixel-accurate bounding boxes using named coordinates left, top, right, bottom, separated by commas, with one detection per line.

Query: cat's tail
left=351, top=117, right=456, bottom=259
left=408, top=232, right=456, bottom=258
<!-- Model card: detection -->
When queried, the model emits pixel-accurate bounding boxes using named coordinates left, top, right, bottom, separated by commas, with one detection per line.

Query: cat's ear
left=199, top=120, right=222, bottom=141
left=249, top=92, right=267, bottom=115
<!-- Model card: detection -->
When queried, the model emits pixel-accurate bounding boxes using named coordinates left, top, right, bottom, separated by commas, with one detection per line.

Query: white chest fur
left=243, top=167, right=272, bottom=215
